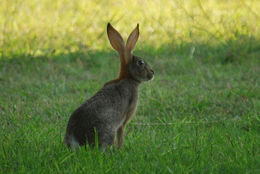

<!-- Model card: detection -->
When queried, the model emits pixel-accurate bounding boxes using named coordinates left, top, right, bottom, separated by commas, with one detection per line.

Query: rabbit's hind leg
left=98, top=129, right=115, bottom=150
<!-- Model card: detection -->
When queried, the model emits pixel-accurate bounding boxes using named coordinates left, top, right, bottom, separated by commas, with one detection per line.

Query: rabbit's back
left=65, top=80, right=137, bottom=148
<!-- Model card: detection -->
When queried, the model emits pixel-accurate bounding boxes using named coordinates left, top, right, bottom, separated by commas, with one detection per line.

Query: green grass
left=1, top=0, right=260, bottom=173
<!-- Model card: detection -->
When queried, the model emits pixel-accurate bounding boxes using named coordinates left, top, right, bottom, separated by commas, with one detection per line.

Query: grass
left=0, top=0, right=260, bottom=173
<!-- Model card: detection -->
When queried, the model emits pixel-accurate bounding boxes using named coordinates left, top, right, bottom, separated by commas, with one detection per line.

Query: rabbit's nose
left=150, top=69, right=154, bottom=75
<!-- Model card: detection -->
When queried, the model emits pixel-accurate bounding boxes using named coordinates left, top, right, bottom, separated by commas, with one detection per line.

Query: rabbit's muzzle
left=147, top=69, right=154, bottom=81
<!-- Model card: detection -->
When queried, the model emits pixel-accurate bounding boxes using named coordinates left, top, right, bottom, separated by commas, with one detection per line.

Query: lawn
left=0, top=0, right=260, bottom=173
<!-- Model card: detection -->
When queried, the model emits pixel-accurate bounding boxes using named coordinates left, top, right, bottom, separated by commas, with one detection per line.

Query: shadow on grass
left=0, top=35, right=259, bottom=137
left=1, top=34, right=260, bottom=65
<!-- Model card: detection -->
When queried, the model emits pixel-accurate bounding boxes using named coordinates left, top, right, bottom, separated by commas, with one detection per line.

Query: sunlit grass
left=0, top=0, right=260, bottom=57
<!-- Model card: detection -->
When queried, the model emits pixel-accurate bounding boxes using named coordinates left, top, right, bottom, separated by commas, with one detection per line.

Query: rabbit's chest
left=113, top=94, right=138, bottom=130
left=124, top=90, right=139, bottom=123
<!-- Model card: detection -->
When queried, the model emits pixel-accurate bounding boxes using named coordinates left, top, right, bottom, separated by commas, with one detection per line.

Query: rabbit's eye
left=137, top=60, right=145, bottom=66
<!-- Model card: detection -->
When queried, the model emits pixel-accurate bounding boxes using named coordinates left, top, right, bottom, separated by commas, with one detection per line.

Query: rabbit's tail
left=65, top=133, right=79, bottom=150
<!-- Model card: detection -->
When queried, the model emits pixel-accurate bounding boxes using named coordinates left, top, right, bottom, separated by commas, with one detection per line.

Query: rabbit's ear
left=107, top=23, right=125, bottom=55
left=126, top=24, right=139, bottom=53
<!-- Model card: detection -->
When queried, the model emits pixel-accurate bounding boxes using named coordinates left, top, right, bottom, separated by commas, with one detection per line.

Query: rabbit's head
left=107, top=23, right=154, bottom=83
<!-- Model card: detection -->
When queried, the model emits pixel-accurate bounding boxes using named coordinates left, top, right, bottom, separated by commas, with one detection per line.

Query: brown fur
left=64, top=23, right=154, bottom=149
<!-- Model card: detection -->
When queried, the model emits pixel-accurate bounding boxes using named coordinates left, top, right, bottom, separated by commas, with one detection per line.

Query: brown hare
left=65, top=23, right=154, bottom=150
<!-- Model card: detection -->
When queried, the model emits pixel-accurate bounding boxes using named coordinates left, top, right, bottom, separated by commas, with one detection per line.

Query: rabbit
left=64, top=23, right=154, bottom=150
